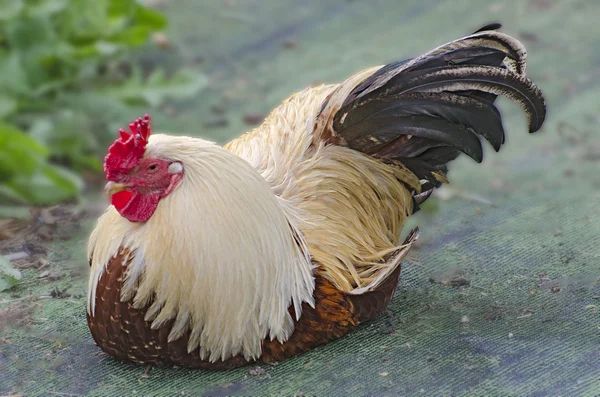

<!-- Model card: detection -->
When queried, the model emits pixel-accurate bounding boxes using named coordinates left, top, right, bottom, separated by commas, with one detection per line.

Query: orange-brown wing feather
left=260, top=273, right=357, bottom=363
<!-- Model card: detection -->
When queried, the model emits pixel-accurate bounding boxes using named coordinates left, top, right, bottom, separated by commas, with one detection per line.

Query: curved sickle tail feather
left=320, top=23, right=546, bottom=210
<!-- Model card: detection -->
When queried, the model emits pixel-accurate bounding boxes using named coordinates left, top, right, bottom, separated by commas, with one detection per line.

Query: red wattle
left=111, top=190, right=133, bottom=211
left=112, top=191, right=160, bottom=223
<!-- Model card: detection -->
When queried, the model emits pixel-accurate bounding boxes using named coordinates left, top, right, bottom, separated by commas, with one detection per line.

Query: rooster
left=87, top=24, right=546, bottom=369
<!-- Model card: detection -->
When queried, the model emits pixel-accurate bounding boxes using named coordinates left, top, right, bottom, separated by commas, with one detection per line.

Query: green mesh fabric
left=2, top=0, right=600, bottom=395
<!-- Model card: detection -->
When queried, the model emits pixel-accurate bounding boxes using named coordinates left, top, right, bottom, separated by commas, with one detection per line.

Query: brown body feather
left=87, top=238, right=409, bottom=368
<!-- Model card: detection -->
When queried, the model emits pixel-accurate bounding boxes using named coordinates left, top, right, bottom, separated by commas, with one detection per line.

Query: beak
left=104, top=181, right=128, bottom=197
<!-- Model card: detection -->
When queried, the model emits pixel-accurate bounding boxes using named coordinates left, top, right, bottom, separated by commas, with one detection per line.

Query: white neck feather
left=87, top=135, right=315, bottom=362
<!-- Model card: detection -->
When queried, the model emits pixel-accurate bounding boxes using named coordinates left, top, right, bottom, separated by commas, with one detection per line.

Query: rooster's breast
left=87, top=247, right=384, bottom=368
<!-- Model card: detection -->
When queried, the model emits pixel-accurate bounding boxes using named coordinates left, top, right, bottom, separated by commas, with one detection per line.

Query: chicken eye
left=148, top=164, right=157, bottom=171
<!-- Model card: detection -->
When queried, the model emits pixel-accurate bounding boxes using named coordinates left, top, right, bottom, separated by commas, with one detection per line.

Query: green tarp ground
left=2, top=0, right=600, bottom=395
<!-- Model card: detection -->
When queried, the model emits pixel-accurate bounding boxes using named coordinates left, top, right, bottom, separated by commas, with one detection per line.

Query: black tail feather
left=329, top=23, right=547, bottom=210
left=338, top=92, right=506, bottom=153
left=473, top=23, right=503, bottom=33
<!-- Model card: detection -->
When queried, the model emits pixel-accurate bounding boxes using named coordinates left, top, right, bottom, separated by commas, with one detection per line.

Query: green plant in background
left=0, top=0, right=207, bottom=205
left=0, top=254, right=21, bottom=291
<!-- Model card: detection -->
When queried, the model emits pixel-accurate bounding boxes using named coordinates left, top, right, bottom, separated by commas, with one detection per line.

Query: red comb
left=104, top=114, right=152, bottom=180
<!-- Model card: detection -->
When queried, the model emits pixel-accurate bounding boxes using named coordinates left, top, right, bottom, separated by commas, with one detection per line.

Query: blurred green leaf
left=0, top=122, right=82, bottom=204
left=0, top=0, right=23, bottom=21
left=134, top=4, right=167, bottom=29
left=70, top=41, right=122, bottom=58
left=0, top=122, right=47, bottom=177
left=107, top=0, right=136, bottom=18
left=0, top=255, right=22, bottom=292
left=41, top=163, right=84, bottom=196
left=55, top=91, right=134, bottom=157
left=0, top=0, right=187, bottom=206
left=26, top=0, right=68, bottom=17
left=0, top=184, right=27, bottom=203
left=109, top=25, right=155, bottom=47
left=0, top=53, right=31, bottom=96
left=6, top=15, right=55, bottom=50
left=28, top=110, right=101, bottom=171
left=2, top=164, right=82, bottom=205
left=0, top=95, right=17, bottom=118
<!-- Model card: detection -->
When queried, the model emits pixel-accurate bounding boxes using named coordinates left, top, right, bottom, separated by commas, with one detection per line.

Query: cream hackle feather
left=225, top=84, right=419, bottom=291
left=88, top=135, right=316, bottom=362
